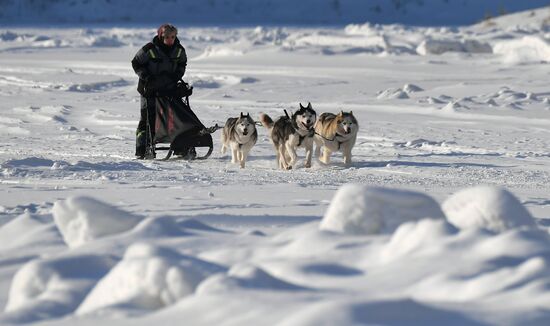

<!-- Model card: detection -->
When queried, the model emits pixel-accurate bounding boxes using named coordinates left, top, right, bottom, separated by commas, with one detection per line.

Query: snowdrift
left=3, top=184, right=549, bottom=324
left=443, top=186, right=536, bottom=232
left=319, top=185, right=445, bottom=235
left=77, top=243, right=223, bottom=315
left=3, top=255, right=117, bottom=324
left=52, top=196, right=143, bottom=248
left=493, top=36, right=550, bottom=64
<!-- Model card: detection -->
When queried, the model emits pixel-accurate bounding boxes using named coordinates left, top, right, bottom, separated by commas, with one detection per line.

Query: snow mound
left=77, top=243, right=223, bottom=315
left=0, top=212, right=62, bottom=250
left=3, top=255, right=116, bottom=324
left=412, top=254, right=550, bottom=303
left=403, top=83, right=424, bottom=93
left=493, top=36, right=550, bottom=64
left=67, top=79, right=130, bottom=92
left=376, top=88, right=409, bottom=100
left=196, top=46, right=245, bottom=59
left=131, top=216, right=193, bottom=238
left=319, top=185, right=445, bottom=235
left=52, top=196, right=143, bottom=248
left=417, top=39, right=491, bottom=55
left=291, top=33, right=387, bottom=54
left=84, top=36, right=125, bottom=47
left=197, top=263, right=307, bottom=295
left=383, top=219, right=458, bottom=260
left=441, top=100, right=469, bottom=112
left=252, top=26, right=289, bottom=45
left=377, top=84, right=423, bottom=100
left=442, top=186, right=536, bottom=233
left=188, top=73, right=244, bottom=89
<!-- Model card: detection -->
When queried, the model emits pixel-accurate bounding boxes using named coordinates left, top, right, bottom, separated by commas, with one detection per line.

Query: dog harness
left=315, top=131, right=347, bottom=150
left=297, top=129, right=315, bottom=147
left=290, top=119, right=315, bottom=147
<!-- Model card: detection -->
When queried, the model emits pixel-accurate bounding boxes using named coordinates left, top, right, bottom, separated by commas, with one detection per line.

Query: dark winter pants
left=135, top=96, right=156, bottom=156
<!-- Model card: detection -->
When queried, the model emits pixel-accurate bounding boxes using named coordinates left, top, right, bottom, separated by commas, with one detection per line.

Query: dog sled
left=143, top=81, right=220, bottom=160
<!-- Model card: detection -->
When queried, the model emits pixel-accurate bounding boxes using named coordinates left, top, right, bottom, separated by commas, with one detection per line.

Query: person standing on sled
left=131, top=23, right=192, bottom=159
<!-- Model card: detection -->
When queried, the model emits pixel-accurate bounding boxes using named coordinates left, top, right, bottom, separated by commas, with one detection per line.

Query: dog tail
left=259, top=113, right=274, bottom=130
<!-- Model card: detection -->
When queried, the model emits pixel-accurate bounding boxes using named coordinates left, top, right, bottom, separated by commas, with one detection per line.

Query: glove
left=143, top=76, right=158, bottom=96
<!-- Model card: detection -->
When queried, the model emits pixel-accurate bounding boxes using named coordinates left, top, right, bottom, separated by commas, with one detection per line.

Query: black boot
left=135, top=146, right=145, bottom=159
left=135, top=130, right=146, bottom=159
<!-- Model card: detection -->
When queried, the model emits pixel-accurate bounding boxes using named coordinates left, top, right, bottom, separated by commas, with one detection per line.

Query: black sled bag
left=153, top=97, right=213, bottom=154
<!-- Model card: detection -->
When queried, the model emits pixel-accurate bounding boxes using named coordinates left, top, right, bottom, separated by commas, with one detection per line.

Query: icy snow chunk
left=0, top=30, right=20, bottom=41
left=77, top=243, right=223, bottom=314
left=403, top=83, right=424, bottom=93
left=85, top=36, right=125, bottom=47
left=416, top=39, right=491, bottom=55
left=441, top=101, right=468, bottom=112
left=493, top=36, right=550, bottom=64
left=320, top=185, right=445, bottom=235
left=462, top=40, right=493, bottom=53
left=377, top=84, right=422, bottom=100
left=197, top=46, right=244, bottom=59
left=376, top=88, right=409, bottom=100
left=442, top=186, right=536, bottom=233
left=417, top=39, right=463, bottom=55
left=52, top=196, right=143, bottom=248
left=4, top=255, right=116, bottom=324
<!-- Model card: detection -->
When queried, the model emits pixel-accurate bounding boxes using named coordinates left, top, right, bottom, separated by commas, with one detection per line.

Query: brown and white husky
left=221, top=113, right=258, bottom=168
left=259, top=103, right=317, bottom=170
left=314, top=111, right=358, bottom=166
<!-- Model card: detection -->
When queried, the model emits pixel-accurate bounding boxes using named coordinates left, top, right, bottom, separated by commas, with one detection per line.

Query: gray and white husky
left=221, top=113, right=258, bottom=168
left=259, top=103, right=317, bottom=170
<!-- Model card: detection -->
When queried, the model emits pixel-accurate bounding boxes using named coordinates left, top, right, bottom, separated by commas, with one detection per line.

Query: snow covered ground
left=1, top=6, right=550, bottom=326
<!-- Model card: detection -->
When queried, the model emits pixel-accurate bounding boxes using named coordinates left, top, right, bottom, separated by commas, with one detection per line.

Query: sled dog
left=314, top=111, right=358, bottom=166
left=259, top=103, right=317, bottom=170
left=221, top=112, right=258, bottom=168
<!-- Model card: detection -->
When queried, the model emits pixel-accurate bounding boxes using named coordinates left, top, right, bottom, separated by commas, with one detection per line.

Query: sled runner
left=144, top=82, right=221, bottom=160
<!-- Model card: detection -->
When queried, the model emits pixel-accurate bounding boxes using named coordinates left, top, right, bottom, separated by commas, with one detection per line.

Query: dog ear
left=307, top=102, right=312, bottom=109
left=339, top=110, right=344, bottom=116
left=240, top=112, right=244, bottom=118
left=299, top=103, right=305, bottom=109
left=350, top=110, right=353, bottom=116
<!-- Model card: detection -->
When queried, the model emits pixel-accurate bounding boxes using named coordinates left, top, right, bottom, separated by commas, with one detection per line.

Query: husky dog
left=221, top=112, right=258, bottom=168
left=314, top=111, right=358, bottom=166
left=259, top=103, right=317, bottom=170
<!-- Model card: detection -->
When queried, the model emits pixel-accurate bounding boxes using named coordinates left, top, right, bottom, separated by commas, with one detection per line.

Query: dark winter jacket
left=132, top=36, right=187, bottom=96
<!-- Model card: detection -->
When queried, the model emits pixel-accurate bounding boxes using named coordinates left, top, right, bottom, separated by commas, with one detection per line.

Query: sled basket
left=146, top=95, right=213, bottom=160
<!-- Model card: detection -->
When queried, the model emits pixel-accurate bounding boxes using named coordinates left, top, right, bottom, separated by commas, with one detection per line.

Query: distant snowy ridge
left=0, top=0, right=548, bottom=26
